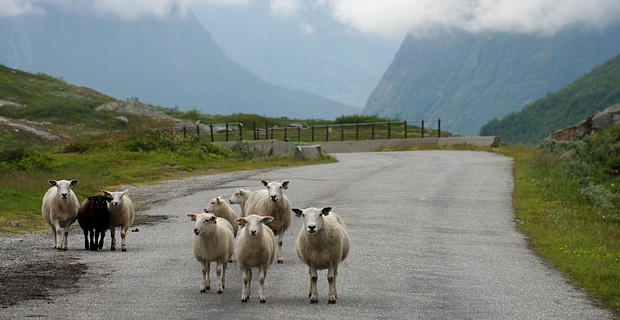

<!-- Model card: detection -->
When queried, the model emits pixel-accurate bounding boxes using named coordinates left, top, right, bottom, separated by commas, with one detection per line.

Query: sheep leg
left=110, top=227, right=117, bottom=251
left=89, top=229, right=97, bottom=251
left=258, top=266, right=268, bottom=303
left=327, top=264, right=338, bottom=304
left=309, top=265, right=319, bottom=303
left=215, top=261, right=224, bottom=294
left=50, top=226, right=58, bottom=249
left=97, top=230, right=106, bottom=250
left=55, top=227, right=67, bottom=251
left=120, top=224, right=128, bottom=252
left=221, top=261, right=228, bottom=290
left=82, top=229, right=89, bottom=250
left=241, top=268, right=252, bottom=302
left=200, top=262, right=209, bottom=293
left=276, top=232, right=285, bottom=264
left=61, top=228, right=69, bottom=251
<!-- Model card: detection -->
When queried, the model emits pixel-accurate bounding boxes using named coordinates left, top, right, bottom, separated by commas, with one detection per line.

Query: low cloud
left=3, top=0, right=619, bottom=37
left=320, top=0, right=620, bottom=37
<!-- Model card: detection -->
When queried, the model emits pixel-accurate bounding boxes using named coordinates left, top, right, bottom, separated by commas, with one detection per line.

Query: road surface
left=0, top=151, right=613, bottom=319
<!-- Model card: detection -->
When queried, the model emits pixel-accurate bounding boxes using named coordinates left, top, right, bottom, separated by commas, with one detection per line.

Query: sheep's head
left=204, top=196, right=226, bottom=213
left=88, top=195, right=112, bottom=210
left=293, top=207, right=331, bottom=234
left=193, top=213, right=217, bottom=235
left=229, top=189, right=248, bottom=205
left=261, top=180, right=289, bottom=203
left=102, top=189, right=128, bottom=207
left=49, top=179, right=78, bottom=200
left=236, top=214, right=273, bottom=237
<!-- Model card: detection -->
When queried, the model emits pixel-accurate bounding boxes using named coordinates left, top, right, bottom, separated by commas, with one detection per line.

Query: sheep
left=42, top=179, right=80, bottom=251
left=188, top=212, right=235, bottom=294
left=203, top=196, right=239, bottom=237
left=234, top=214, right=276, bottom=303
left=293, top=207, right=350, bottom=304
left=102, top=189, right=135, bottom=252
left=77, top=195, right=112, bottom=251
left=228, top=189, right=252, bottom=217
left=243, top=180, right=291, bottom=263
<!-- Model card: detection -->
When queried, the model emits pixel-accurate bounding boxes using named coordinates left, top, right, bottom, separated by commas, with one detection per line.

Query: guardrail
left=178, top=120, right=443, bottom=143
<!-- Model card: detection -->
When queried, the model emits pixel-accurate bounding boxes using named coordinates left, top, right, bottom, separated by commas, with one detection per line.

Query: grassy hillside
left=481, top=54, right=620, bottom=144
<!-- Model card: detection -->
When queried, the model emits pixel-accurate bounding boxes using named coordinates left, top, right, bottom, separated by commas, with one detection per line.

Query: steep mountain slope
left=0, top=7, right=359, bottom=120
left=364, top=27, right=620, bottom=135
left=193, top=2, right=400, bottom=108
left=480, top=54, right=620, bottom=144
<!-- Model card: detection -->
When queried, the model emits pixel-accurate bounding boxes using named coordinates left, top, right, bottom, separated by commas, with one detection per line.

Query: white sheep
left=102, top=189, right=135, bottom=252
left=243, top=180, right=291, bottom=263
left=293, top=207, right=350, bottom=304
left=234, top=214, right=276, bottom=303
left=188, top=212, right=235, bottom=294
left=203, top=196, right=239, bottom=237
left=228, top=188, right=252, bottom=217
left=41, top=179, right=80, bottom=251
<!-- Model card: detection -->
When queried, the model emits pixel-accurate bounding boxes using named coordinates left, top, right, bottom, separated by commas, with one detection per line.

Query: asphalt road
left=1, top=151, right=613, bottom=319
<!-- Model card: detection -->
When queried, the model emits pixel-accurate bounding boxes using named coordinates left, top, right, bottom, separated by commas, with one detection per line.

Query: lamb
left=77, top=195, right=112, bottom=251
left=42, top=179, right=80, bottom=251
left=243, top=180, right=291, bottom=263
left=234, top=214, right=276, bottom=303
left=228, top=189, right=252, bottom=217
left=203, top=196, right=239, bottom=237
left=188, top=212, right=235, bottom=294
left=293, top=207, right=350, bottom=304
left=102, top=189, right=135, bottom=252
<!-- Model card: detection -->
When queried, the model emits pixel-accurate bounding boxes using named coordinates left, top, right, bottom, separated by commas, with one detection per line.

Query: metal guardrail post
left=421, top=120, right=425, bottom=138
left=404, top=121, right=407, bottom=139
left=210, top=124, right=214, bottom=142
left=438, top=119, right=441, bottom=137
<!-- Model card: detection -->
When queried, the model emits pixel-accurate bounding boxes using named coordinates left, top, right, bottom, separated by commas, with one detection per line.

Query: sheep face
left=204, top=196, right=224, bottom=213
left=49, top=179, right=78, bottom=200
left=88, top=195, right=112, bottom=210
left=293, top=207, right=332, bottom=234
left=194, top=213, right=217, bottom=235
left=260, top=180, right=289, bottom=204
left=229, top=189, right=246, bottom=205
left=236, top=215, right=274, bottom=237
left=102, top=189, right=128, bottom=207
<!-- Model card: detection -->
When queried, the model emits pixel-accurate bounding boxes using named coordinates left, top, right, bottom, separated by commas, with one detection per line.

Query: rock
left=115, top=116, right=129, bottom=125
left=295, top=145, right=323, bottom=160
left=591, top=104, right=620, bottom=132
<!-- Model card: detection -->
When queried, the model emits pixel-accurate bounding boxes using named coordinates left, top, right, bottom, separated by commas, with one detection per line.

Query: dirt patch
left=0, top=239, right=87, bottom=308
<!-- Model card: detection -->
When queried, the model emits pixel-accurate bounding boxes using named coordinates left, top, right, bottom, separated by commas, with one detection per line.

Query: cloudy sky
left=2, top=0, right=620, bottom=37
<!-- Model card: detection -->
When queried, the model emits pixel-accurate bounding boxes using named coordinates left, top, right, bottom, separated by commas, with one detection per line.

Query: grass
left=506, top=146, right=620, bottom=316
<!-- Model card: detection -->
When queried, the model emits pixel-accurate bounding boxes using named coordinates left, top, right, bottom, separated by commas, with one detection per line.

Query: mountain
left=0, top=6, right=360, bottom=120
left=192, top=2, right=401, bottom=108
left=480, top=54, right=620, bottom=144
left=364, top=27, right=620, bottom=135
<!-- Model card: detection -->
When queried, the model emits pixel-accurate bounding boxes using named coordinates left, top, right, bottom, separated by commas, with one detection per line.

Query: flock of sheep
left=40, top=178, right=350, bottom=304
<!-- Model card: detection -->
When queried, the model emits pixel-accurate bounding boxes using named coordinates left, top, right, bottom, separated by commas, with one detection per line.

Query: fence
left=178, top=120, right=442, bottom=143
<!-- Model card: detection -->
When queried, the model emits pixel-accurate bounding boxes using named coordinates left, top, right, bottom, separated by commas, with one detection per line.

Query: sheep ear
left=216, top=197, right=221, bottom=204
left=102, top=190, right=112, bottom=197
left=262, top=216, right=274, bottom=225
left=105, top=196, right=113, bottom=202
left=239, top=190, right=244, bottom=196
left=186, top=213, right=197, bottom=221
left=48, top=180, right=57, bottom=186
left=321, top=207, right=332, bottom=216
left=211, top=217, right=217, bottom=224
left=71, top=180, right=79, bottom=186
left=292, top=208, right=303, bottom=217
left=88, top=196, right=96, bottom=201
left=261, top=180, right=269, bottom=186
left=282, top=181, right=289, bottom=190
left=235, top=218, right=247, bottom=226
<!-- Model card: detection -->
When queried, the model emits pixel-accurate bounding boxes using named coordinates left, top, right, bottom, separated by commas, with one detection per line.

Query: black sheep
left=78, top=195, right=112, bottom=251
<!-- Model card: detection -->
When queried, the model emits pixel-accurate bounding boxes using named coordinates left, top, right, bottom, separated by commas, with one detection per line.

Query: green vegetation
left=501, top=126, right=620, bottom=315
left=481, top=54, right=620, bottom=144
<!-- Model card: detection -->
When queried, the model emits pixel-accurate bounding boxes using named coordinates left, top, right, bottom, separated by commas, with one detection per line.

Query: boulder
left=591, top=104, right=620, bottom=132
left=295, top=145, right=323, bottom=160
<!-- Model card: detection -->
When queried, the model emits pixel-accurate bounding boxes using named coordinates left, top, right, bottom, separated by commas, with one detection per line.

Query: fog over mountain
left=0, top=3, right=361, bottom=119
